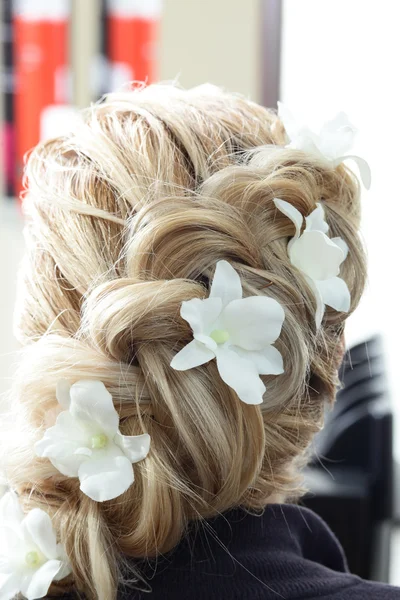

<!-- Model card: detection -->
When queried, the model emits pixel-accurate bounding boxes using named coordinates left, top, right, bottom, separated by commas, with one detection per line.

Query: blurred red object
left=107, top=0, right=162, bottom=89
left=13, top=0, right=70, bottom=199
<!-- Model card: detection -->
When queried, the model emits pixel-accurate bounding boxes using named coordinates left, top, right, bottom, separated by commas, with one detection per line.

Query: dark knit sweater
left=122, top=504, right=400, bottom=600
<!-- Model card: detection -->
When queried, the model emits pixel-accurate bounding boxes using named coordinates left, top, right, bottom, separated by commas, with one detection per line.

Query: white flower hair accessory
left=278, top=102, right=371, bottom=189
left=170, top=260, right=285, bottom=405
left=274, top=198, right=350, bottom=328
left=0, top=491, right=71, bottom=600
left=35, top=380, right=150, bottom=503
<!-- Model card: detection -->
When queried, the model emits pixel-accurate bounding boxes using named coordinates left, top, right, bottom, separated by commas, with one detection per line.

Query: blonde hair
left=4, top=83, right=366, bottom=599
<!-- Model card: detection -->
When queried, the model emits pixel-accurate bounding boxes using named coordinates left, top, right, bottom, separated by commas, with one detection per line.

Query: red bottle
left=107, top=0, right=162, bottom=89
left=13, top=0, right=70, bottom=197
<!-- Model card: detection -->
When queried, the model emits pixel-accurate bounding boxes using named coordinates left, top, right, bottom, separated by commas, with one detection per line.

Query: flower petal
left=315, top=277, right=351, bottom=313
left=306, top=276, right=325, bottom=329
left=78, top=455, right=134, bottom=502
left=35, top=431, right=88, bottom=476
left=209, top=260, right=242, bottom=307
left=34, top=414, right=89, bottom=478
left=49, top=455, right=88, bottom=479
left=74, top=447, right=93, bottom=458
left=318, top=112, right=356, bottom=158
left=20, top=560, right=63, bottom=600
left=0, top=492, right=24, bottom=532
left=54, top=412, right=92, bottom=444
left=273, top=198, right=303, bottom=240
left=290, top=231, right=344, bottom=280
left=287, top=131, right=323, bottom=158
left=0, top=559, right=11, bottom=575
left=335, top=155, right=371, bottom=189
left=0, top=525, right=25, bottom=562
left=221, top=297, right=285, bottom=350
left=277, top=101, right=301, bottom=141
left=215, top=347, right=266, bottom=405
left=21, top=509, right=58, bottom=560
left=0, top=495, right=26, bottom=563
left=234, top=345, right=284, bottom=375
left=170, top=339, right=215, bottom=371
left=56, top=379, right=71, bottom=409
left=304, top=203, right=329, bottom=234
left=52, top=440, right=122, bottom=482
left=0, top=573, right=21, bottom=600
left=53, top=546, right=72, bottom=581
left=331, top=237, right=349, bottom=260
left=69, top=380, right=119, bottom=437
left=180, top=297, right=222, bottom=336
left=193, top=333, right=217, bottom=351
left=114, top=433, right=150, bottom=464
left=35, top=413, right=89, bottom=458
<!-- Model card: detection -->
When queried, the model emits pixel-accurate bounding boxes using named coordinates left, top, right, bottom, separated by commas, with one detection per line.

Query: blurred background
left=1, top=0, right=399, bottom=587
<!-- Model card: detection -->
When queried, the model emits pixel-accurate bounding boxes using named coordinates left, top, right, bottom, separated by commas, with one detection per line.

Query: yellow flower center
left=25, top=551, right=40, bottom=567
left=91, top=433, right=108, bottom=449
left=210, top=329, right=230, bottom=344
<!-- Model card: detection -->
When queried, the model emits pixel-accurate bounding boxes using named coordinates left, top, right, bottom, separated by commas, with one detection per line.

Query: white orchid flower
left=35, top=380, right=150, bottom=503
left=274, top=198, right=350, bottom=328
left=278, top=102, right=371, bottom=189
left=0, top=492, right=71, bottom=600
left=170, top=261, right=285, bottom=405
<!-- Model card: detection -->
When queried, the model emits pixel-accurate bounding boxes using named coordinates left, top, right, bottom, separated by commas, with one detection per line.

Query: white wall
left=0, top=201, right=24, bottom=403
left=160, top=0, right=262, bottom=100
left=281, top=0, right=400, bottom=454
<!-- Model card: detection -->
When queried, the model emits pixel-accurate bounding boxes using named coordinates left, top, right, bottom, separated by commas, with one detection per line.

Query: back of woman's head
left=4, top=83, right=366, bottom=599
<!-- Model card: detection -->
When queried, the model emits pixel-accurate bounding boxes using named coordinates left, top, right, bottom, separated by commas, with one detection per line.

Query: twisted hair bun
left=4, top=83, right=366, bottom=600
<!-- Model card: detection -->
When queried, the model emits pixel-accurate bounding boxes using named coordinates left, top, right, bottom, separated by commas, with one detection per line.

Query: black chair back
left=305, top=335, right=394, bottom=581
